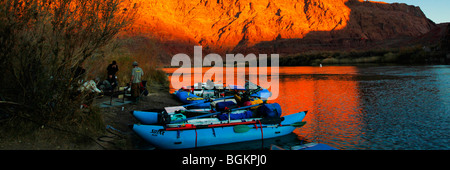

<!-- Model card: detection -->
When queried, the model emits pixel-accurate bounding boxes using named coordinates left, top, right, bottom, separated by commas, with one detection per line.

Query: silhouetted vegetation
left=279, top=45, right=449, bottom=66
left=0, top=0, right=140, bottom=144
left=84, top=36, right=171, bottom=92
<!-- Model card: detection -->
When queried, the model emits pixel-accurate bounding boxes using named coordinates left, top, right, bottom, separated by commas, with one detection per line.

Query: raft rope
left=258, top=120, right=264, bottom=149
left=97, top=125, right=126, bottom=148
left=211, top=127, right=216, bottom=137
left=195, top=129, right=198, bottom=148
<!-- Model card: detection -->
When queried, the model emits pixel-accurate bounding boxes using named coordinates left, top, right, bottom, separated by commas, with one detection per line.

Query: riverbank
left=98, top=88, right=183, bottom=150
left=0, top=86, right=182, bottom=150
left=278, top=46, right=449, bottom=66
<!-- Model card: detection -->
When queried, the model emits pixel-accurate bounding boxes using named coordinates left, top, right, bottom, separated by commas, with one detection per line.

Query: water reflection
left=163, top=66, right=362, bottom=149
left=273, top=67, right=363, bottom=149
left=162, top=66, right=450, bottom=150
left=356, top=66, right=450, bottom=150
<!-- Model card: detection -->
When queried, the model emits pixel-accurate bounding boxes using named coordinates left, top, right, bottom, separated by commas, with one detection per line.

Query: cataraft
left=133, top=96, right=264, bottom=124
left=131, top=81, right=308, bottom=149
left=131, top=101, right=308, bottom=149
left=134, top=82, right=270, bottom=124
left=174, top=81, right=272, bottom=109
left=270, top=143, right=338, bottom=150
left=131, top=113, right=307, bottom=149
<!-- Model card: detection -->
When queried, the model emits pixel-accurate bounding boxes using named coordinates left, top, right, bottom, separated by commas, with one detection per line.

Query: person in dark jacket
left=107, top=61, right=119, bottom=78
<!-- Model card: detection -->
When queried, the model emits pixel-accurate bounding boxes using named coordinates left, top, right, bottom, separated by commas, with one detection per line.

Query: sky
left=380, top=0, right=450, bottom=24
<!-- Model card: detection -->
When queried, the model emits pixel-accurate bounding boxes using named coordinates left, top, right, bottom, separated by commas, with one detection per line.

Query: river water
left=162, top=65, right=450, bottom=150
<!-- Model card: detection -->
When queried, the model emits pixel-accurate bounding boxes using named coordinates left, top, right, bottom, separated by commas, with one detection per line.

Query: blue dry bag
left=257, top=103, right=282, bottom=118
left=218, top=110, right=253, bottom=121
left=215, top=101, right=236, bottom=111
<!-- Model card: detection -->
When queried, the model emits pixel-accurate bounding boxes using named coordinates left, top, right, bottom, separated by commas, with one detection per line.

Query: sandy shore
left=0, top=89, right=182, bottom=150
left=97, top=90, right=183, bottom=150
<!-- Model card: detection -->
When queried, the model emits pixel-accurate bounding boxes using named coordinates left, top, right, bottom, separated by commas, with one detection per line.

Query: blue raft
left=174, top=90, right=210, bottom=108
left=133, top=110, right=160, bottom=124
left=271, top=143, right=338, bottom=150
left=131, top=111, right=307, bottom=149
left=174, top=88, right=272, bottom=109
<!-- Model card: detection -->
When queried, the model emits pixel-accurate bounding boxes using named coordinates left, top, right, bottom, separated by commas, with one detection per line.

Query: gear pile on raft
left=130, top=81, right=309, bottom=149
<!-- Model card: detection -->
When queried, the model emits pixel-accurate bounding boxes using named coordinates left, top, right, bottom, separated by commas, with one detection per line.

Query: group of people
left=97, top=60, right=144, bottom=102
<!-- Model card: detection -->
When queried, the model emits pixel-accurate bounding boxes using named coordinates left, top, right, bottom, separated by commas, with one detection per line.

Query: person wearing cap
left=130, top=61, right=144, bottom=102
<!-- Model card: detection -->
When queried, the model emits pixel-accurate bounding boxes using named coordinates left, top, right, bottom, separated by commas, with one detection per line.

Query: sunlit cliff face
left=126, top=0, right=434, bottom=55
left=129, top=0, right=352, bottom=53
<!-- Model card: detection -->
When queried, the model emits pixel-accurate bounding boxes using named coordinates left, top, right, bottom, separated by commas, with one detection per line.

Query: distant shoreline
left=162, top=46, right=449, bottom=68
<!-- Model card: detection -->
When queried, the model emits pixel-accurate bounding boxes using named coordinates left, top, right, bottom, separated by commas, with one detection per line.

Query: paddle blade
left=290, top=121, right=307, bottom=127
left=187, top=97, right=204, bottom=101
left=233, top=125, right=251, bottom=133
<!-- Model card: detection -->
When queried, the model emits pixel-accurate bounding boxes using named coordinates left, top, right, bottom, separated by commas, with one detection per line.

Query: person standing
left=130, top=61, right=144, bottom=103
left=107, top=60, right=119, bottom=78
left=107, top=61, right=119, bottom=89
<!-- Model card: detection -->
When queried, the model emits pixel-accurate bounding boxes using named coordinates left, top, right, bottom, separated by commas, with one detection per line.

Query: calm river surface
left=162, top=65, right=450, bottom=150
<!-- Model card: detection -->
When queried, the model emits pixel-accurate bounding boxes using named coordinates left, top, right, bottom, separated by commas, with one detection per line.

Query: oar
left=181, top=95, right=235, bottom=107
left=165, top=120, right=261, bottom=131
left=171, top=103, right=264, bottom=123
left=233, top=121, right=307, bottom=133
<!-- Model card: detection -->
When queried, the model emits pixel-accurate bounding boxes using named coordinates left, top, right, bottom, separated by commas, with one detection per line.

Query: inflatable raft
left=131, top=111, right=307, bottom=149
left=270, top=143, right=338, bottom=150
left=174, top=83, right=272, bottom=109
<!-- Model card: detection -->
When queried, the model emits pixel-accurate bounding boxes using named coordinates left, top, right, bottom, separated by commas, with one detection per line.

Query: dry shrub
left=0, top=0, right=139, bottom=141
left=84, top=35, right=170, bottom=91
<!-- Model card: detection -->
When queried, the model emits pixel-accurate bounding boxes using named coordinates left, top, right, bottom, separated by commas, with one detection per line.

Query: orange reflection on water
left=271, top=66, right=363, bottom=147
left=163, top=66, right=363, bottom=147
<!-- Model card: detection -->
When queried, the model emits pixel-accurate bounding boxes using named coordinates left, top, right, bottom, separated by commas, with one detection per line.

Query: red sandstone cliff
left=126, top=0, right=436, bottom=56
